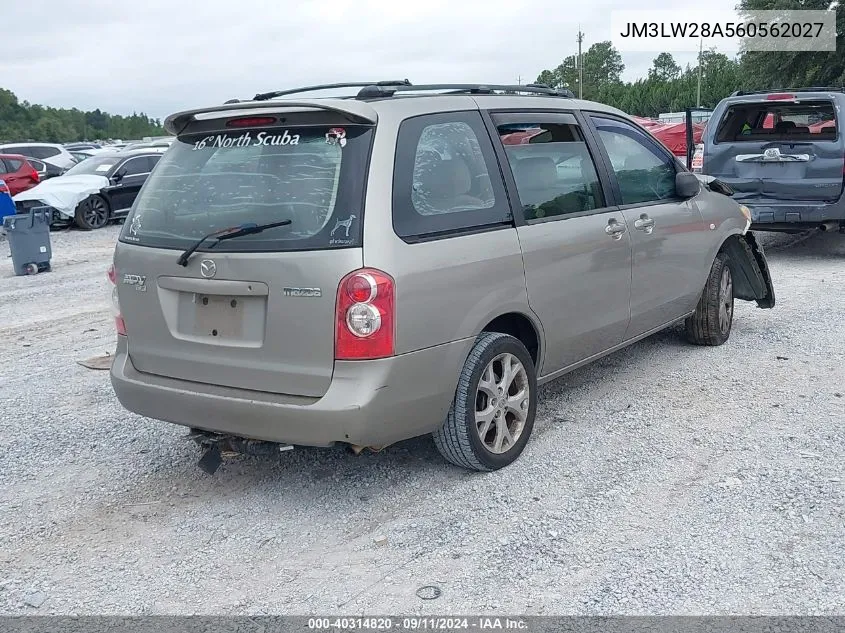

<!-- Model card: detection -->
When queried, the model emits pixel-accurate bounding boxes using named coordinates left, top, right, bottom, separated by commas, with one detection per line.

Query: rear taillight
left=335, top=268, right=394, bottom=360
left=29, top=168, right=40, bottom=183
left=107, top=264, right=127, bottom=336
left=766, top=93, right=797, bottom=101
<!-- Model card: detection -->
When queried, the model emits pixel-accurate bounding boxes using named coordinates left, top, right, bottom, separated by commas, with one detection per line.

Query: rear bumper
left=110, top=336, right=474, bottom=448
left=743, top=199, right=845, bottom=226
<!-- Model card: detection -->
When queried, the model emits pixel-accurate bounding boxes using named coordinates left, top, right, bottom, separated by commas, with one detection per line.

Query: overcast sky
left=1, top=0, right=740, bottom=120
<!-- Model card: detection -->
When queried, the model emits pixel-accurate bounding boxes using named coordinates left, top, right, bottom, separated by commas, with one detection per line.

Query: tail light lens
left=335, top=268, right=394, bottom=360
left=30, top=168, right=40, bottom=183
left=107, top=264, right=127, bottom=336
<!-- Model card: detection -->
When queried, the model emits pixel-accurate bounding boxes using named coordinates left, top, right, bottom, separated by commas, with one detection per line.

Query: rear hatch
left=703, top=96, right=843, bottom=203
left=113, top=102, right=376, bottom=397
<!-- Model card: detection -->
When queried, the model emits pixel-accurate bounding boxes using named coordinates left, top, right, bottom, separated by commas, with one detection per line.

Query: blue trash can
left=0, top=179, right=15, bottom=224
left=3, top=207, right=53, bottom=276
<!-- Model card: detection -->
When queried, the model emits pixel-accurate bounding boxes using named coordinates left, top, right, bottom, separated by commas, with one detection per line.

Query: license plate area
left=174, top=291, right=266, bottom=347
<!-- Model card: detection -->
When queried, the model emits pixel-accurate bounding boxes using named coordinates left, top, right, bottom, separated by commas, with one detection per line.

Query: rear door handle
left=634, top=214, right=655, bottom=233
left=605, top=219, right=627, bottom=240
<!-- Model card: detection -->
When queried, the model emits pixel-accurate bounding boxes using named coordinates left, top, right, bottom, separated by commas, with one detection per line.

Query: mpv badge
left=200, top=259, right=217, bottom=278
left=122, top=273, right=147, bottom=292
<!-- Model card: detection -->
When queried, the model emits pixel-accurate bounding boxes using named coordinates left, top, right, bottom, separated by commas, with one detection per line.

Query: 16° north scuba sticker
left=192, top=130, right=300, bottom=150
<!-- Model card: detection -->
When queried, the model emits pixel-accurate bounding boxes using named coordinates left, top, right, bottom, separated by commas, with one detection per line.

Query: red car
left=0, top=154, right=40, bottom=196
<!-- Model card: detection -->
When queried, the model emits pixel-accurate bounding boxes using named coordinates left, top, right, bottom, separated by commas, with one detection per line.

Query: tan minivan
left=109, top=81, right=775, bottom=472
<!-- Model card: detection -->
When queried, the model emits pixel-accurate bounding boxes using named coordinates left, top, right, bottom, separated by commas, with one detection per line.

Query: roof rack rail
left=253, top=80, right=412, bottom=101
left=731, top=87, right=845, bottom=96
left=355, top=83, right=575, bottom=99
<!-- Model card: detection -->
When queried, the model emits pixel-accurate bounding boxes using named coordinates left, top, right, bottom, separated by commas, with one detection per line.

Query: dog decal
left=330, top=214, right=357, bottom=238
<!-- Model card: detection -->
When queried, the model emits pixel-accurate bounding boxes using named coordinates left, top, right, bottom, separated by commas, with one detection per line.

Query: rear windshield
left=120, top=125, right=373, bottom=252
left=715, top=100, right=838, bottom=143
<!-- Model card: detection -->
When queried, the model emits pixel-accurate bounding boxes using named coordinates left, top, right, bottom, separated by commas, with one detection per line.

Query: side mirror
left=112, top=170, right=124, bottom=183
left=675, top=171, right=700, bottom=199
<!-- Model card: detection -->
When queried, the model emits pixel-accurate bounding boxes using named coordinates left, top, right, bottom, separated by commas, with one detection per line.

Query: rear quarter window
left=392, top=111, right=512, bottom=240
left=121, top=125, right=373, bottom=252
left=715, top=100, right=838, bottom=143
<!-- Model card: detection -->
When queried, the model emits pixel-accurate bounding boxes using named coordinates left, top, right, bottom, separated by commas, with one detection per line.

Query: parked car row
left=14, top=148, right=166, bottom=229
left=0, top=133, right=176, bottom=230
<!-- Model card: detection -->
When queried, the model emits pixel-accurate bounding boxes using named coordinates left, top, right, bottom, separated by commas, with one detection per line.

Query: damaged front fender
left=722, top=231, right=775, bottom=309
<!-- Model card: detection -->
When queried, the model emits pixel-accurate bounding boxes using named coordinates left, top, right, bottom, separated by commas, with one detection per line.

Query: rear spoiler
left=163, top=99, right=379, bottom=135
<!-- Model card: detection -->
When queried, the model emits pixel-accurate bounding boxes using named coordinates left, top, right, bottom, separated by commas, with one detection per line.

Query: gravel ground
left=0, top=226, right=843, bottom=615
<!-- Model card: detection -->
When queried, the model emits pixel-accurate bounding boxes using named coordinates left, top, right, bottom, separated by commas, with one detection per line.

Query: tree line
left=535, top=0, right=844, bottom=117
left=0, top=88, right=164, bottom=143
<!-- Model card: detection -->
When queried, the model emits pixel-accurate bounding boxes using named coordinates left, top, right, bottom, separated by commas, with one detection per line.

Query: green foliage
left=737, top=0, right=845, bottom=89
left=534, top=41, right=625, bottom=99
left=537, top=45, right=742, bottom=116
left=648, top=53, right=682, bottom=81
left=0, top=88, right=164, bottom=143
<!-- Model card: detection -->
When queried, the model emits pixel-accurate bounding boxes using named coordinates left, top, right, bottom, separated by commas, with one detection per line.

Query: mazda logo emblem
left=200, top=259, right=217, bottom=278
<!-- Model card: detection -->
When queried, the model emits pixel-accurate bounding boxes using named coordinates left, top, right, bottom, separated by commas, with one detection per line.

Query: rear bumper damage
left=111, top=335, right=473, bottom=449
left=725, top=231, right=775, bottom=309
left=744, top=198, right=845, bottom=229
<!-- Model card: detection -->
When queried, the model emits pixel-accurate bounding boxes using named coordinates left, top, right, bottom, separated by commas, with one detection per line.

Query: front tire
left=74, top=195, right=110, bottom=230
left=433, top=332, right=537, bottom=471
left=685, top=251, right=734, bottom=346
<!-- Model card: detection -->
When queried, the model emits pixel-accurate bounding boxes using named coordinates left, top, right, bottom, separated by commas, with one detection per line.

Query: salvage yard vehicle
left=108, top=80, right=775, bottom=472
left=14, top=148, right=164, bottom=229
left=0, top=154, right=40, bottom=196
left=702, top=88, right=845, bottom=233
left=0, top=142, right=77, bottom=171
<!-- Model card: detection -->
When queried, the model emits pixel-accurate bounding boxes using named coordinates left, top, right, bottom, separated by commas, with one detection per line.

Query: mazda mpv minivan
left=109, top=80, right=775, bottom=472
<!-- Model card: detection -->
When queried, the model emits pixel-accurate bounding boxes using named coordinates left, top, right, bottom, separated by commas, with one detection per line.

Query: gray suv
left=109, top=81, right=775, bottom=472
left=702, top=88, right=845, bottom=233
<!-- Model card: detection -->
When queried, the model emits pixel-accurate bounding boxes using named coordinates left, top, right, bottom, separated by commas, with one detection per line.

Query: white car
left=0, top=143, right=77, bottom=171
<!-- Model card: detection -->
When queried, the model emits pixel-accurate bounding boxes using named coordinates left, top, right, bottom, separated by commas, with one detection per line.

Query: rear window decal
left=129, top=213, right=142, bottom=237
left=191, top=131, right=301, bottom=151
left=330, top=214, right=357, bottom=240
left=326, top=128, right=347, bottom=147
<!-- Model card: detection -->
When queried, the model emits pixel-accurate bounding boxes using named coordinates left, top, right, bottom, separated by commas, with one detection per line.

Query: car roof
left=111, top=148, right=167, bottom=158
left=720, top=88, right=845, bottom=105
left=0, top=142, right=64, bottom=148
left=164, top=93, right=629, bottom=134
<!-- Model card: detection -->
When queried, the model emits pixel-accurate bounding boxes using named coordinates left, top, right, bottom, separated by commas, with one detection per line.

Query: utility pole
left=576, top=29, right=584, bottom=99
left=696, top=37, right=703, bottom=108
left=517, top=75, right=522, bottom=85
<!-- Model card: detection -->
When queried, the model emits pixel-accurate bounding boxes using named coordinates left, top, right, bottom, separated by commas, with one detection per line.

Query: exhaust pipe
left=189, top=429, right=294, bottom=474
left=819, top=221, right=839, bottom=232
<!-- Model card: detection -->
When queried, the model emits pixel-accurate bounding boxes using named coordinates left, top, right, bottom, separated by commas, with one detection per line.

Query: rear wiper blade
left=176, top=219, right=292, bottom=267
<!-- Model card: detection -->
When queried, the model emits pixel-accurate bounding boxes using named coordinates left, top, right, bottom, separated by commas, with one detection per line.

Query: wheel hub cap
left=718, top=267, right=733, bottom=334
left=474, top=353, right=530, bottom=454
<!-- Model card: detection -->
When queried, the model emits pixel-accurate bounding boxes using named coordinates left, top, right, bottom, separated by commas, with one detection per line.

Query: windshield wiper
left=176, top=219, right=292, bottom=267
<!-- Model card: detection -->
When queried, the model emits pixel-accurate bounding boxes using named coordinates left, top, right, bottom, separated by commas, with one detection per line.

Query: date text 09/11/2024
left=307, top=617, right=529, bottom=630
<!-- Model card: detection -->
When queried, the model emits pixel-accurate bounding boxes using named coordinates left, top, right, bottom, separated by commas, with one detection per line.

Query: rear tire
left=433, top=332, right=537, bottom=471
left=685, top=251, right=734, bottom=346
left=74, top=195, right=110, bottom=230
